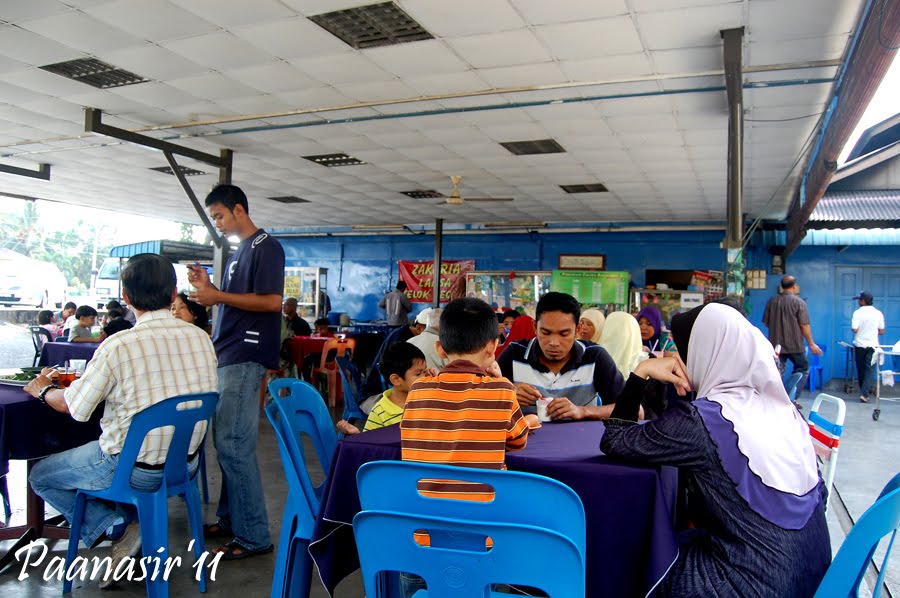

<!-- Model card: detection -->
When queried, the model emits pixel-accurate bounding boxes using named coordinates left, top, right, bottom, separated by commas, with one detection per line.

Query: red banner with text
left=398, top=259, right=475, bottom=303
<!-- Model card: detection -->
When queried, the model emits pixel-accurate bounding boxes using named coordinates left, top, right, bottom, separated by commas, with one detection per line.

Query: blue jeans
left=855, top=347, right=877, bottom=398
left=29, top=441, right=173, bottom=548
left=780, top=352, right=810, bottom=397
left=214, top=361, right=271, bottom=550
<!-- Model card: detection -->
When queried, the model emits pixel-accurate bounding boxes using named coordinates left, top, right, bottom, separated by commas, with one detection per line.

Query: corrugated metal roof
left=754, top=228, right=900, bottom=246
left=810, top=190, right=900, bottom=222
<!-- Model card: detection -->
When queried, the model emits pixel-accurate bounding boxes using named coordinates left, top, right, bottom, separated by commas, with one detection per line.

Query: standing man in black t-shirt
left=189, top=184, right=284, bottom=561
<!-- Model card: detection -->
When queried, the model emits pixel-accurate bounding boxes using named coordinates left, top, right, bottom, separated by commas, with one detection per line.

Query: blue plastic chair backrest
left=354, top=510, right=584, bottom=598
left=267, top=378, right=337, bottom=496
left=784, top=372, right=803, bottom=401
left=810, top=343, right=828, bottom=367
left=815, top=481, right=900, bottom=598
left=264, top=400, right=318, bottom=534
left=852, top=473, right=900, bottom=597
left=357, top=460, right=586, bottom=557
left=109, top=392, right=218, bottom=491
left=335, top=356, right=364, bottom=423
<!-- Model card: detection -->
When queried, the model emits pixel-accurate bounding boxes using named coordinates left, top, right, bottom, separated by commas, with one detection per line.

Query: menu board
left=550, top=270, right=629, bottom=305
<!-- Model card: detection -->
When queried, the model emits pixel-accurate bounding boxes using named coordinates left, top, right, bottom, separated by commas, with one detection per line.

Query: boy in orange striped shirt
left=401, top=297, right=529, bottom=500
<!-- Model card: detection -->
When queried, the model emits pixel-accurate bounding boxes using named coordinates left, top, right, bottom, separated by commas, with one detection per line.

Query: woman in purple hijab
left=602, top=303, right=830, bottom=597
left=636, top=305, right=676, bottom=354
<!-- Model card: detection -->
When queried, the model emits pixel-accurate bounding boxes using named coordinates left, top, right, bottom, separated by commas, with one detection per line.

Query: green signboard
left=550, top=270, right=629, bottom=305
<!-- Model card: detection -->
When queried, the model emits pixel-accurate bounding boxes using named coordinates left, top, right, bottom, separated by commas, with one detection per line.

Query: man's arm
left=192, top=286, right=281, bottom=312
left=24, top=373, right=69, bottom=414
left=800, top=324, right=822, bottom=355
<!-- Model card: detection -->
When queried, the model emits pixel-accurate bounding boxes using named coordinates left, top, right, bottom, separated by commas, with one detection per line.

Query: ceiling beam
left=0, top=162, right=50, bottom=180
left=785, top=0, right=900, bottom=254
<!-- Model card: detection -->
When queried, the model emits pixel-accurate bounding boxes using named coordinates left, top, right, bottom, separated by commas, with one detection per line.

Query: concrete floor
left=1, top=322, right=898, bottom=596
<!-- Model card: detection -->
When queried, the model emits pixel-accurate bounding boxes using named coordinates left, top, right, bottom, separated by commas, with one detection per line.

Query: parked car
left=91, top=256, right=192, bottom=308
left=0, top=250, right=68, bottom=308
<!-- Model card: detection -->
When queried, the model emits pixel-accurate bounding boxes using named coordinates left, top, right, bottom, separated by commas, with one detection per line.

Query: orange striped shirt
left=401, top=359, right=529, bottom=501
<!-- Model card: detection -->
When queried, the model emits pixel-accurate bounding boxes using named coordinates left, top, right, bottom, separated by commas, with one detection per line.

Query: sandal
left=216, top=540, right=274, bottom=561
left=203, top=522, right=233, bottom=539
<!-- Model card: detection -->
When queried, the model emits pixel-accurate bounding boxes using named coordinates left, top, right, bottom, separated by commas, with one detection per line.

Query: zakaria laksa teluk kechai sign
left=398, top=260, right=475, bottom=303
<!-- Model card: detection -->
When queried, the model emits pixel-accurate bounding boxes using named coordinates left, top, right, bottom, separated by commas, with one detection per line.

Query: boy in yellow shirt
left=336, top=342, right=428, bottom=434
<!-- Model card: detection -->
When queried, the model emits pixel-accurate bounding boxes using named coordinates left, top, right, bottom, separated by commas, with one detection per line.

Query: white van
left=92, top=257, right=191, bottom=308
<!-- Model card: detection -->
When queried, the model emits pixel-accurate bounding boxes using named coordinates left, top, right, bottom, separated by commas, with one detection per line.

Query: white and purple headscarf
left=686, top=303, right=820, bottom=529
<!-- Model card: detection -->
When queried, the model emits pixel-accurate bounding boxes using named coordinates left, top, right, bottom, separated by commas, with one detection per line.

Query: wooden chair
left=314, top=338, right=355, bottom=407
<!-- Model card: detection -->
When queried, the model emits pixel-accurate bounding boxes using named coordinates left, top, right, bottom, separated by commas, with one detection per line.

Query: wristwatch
left=37, top=383, right=58, bottom=405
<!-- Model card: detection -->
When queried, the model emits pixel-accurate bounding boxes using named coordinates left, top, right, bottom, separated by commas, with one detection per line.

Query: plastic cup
left=58, top=368, right=75, bottom=389
left=536, top=397, right=554, bottom=422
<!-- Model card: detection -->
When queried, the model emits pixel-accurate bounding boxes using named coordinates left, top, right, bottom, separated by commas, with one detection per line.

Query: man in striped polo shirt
left=497, top=292, right=625, bottom=420
left=401, top=297, right=529, bottom=499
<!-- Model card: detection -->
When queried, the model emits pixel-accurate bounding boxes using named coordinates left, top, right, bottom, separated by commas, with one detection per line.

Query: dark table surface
left=37, top=342, right=100, bottom=368
left=309, top=421, right=679, bottom=598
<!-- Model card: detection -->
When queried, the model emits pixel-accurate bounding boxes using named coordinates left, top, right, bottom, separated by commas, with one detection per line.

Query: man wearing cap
left=407, top=307, right=448, bottom=370
left=852, top=291, right=885, bottom=403
left=762, top=275, right=823, bottom=399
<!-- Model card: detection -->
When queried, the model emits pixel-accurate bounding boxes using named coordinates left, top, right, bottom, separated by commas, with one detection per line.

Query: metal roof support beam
left=432, top=218, right=443, bottom=309
left=213, top=149, right=233, bottom=295
left=0, top=162, right=50, bottom=180
left=785, top=0, right=900, bottom=254
left=722, top=27, right=745, bottom=297
left=162, top=151, right=222, bottom=249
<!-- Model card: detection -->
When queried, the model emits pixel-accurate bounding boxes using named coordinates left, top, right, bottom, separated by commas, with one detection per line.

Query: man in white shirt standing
left=851, top=291, right=885, bottom=403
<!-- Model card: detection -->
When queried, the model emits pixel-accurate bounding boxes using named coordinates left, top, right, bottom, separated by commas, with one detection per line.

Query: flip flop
left=203, top=522, right=233, bottom=539
left=216, top=540, right=274, bottom=561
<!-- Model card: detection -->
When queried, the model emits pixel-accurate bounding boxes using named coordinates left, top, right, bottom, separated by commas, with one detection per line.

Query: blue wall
left=276, top=230, right=900, bottom=386
left=278, top=230, right=727, bottom=320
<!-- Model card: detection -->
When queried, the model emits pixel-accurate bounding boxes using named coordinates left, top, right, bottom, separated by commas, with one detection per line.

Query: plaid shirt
left=65, top=309, right=218, bottom=464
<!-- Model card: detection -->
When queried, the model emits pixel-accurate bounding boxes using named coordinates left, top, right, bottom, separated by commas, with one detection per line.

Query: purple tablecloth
left=37, top=342, right=100, bottom=367
left=309, top=421, right=678, bottom=598
left=0, top=384, right=102, bottom=479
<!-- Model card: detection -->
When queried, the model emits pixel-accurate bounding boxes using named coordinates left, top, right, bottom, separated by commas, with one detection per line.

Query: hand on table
left=25, top=369, right=57, bottom=399
left=633, top=356, right=692, bottom=396
left=515, top=382, right=541, bottom=407
left=546, top=397, right=585, bottom=421
left=336, top=420, right=360, bottom=435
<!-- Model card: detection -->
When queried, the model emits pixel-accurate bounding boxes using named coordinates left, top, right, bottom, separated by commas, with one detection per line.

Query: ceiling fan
left=444, top=175, right=514, bottom=205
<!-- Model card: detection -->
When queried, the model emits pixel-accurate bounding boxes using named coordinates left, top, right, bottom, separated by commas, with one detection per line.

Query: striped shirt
left=762, top=293, right=810, bottom=354
left=401, top=360, right=529, bottom=500
left=496, top=338, right=625, bottom=414
left=65, top=309, right=218, bottom=464
left=363, top=390, right=404, bottom=431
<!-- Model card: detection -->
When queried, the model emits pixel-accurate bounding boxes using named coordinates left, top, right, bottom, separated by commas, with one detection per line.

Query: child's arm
left=505, top=400, right=529, bottom=452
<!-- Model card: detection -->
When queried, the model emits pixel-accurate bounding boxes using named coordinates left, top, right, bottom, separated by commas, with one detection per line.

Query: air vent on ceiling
left=149, top=165, right=207, bottom=177
left=500, top=139, right=567, bottom=155
left=40, top=58, right=148, bottom=89
left=302, top=153, right=366, bottom=167
left=401, top=190, right=444, bottom=199
left=309, top=1, right=433, bottom=50
left=269, top=195, right=310, bottom=204
left=560, top=183, right=609, bottom=194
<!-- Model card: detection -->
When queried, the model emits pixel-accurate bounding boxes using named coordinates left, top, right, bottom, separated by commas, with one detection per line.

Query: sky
left=838, top=53, right=900, bottom=165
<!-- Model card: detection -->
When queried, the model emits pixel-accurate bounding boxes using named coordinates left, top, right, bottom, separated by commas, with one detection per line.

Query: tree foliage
left=1, top=201, right=114, bottom=290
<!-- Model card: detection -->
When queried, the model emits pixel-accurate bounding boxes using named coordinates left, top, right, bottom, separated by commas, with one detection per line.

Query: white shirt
left=65, top=309, right=218, bottom=464
left=852, top=305, right=885, bottom=348
left=407, top=328, right=448, bottom=370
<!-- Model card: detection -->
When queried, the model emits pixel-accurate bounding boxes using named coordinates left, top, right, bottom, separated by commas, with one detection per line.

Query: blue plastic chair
left=354, top=510, right=585, bottom=597
left=335, top=356, right=365, bottom=437
left=808, top=343, right=828, bottom=391
left=356, top=460, right=586, bottom=558
left=784, top=372, right=803, bottom=402
left=814, top=473, right=900, bottom=598
left=264, top=397, right=322, bottom=598
left=63, top=392, right=218, bottom=597
left=267, top=378, right=337, bottom=501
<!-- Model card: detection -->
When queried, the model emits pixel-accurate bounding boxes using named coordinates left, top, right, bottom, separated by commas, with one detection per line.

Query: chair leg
left=270, top=511, right=296, bottom=598
left=183, top=483, right=208, bottom=593
left=136, top=495, right=170, bottom=598
left=0, top=475, right=10, bottom=524
left=198, top=448, right=209, bottom=505
left=63, top=492, right=88, bottom=594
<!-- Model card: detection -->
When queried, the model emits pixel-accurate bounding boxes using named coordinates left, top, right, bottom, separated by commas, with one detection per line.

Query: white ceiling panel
left=231, top=17, right=352, bottom=60
left=0, top=24, right=85, bottom=66
left=446, top=29, right=551, bottom=69
left=636, top=3, right=744, bottom=51
left=0, top=0, right=868, bottom=227
left=84, top=0, right=219, bottom=41
left=535, top=17, right=644, bottom=61
left=401, top=0, right=524, bottom=38
left=172, top=0, right=298, bottom=28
